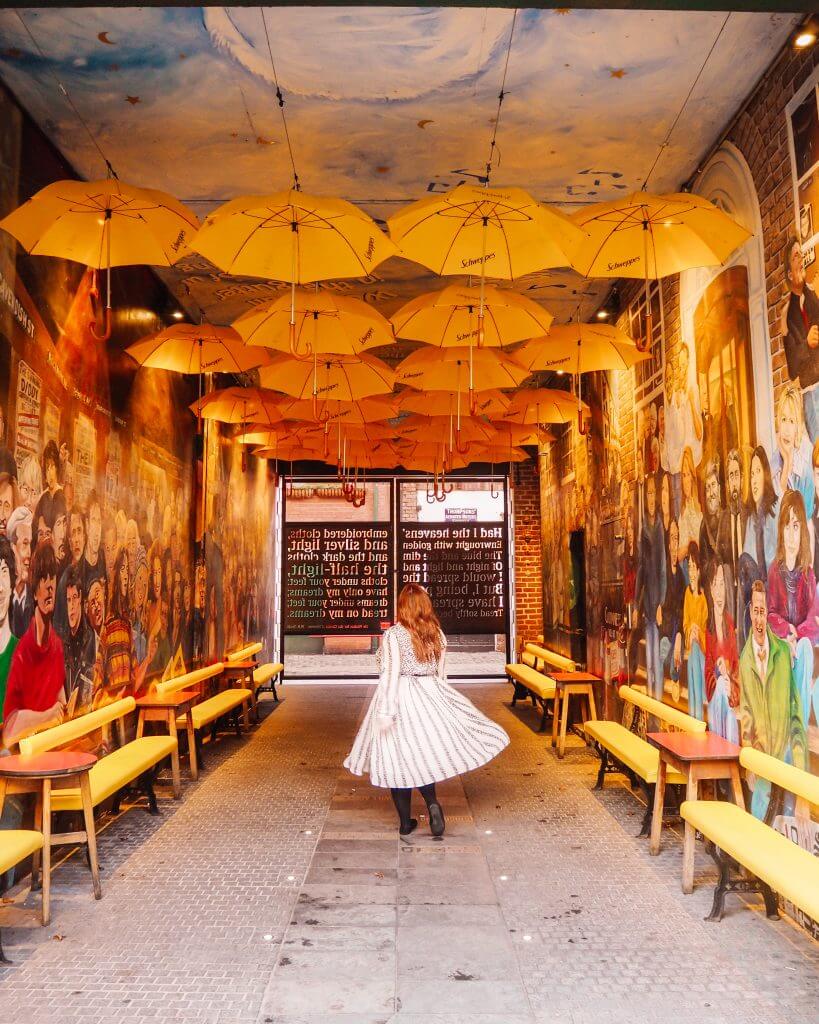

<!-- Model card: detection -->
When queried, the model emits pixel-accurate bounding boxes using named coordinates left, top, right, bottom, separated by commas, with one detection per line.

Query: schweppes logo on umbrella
left=606, top=255, right=640, bottom=272
left=316, top=382, right=340, bottom=395
left=461, top=253, right=496, bottom=269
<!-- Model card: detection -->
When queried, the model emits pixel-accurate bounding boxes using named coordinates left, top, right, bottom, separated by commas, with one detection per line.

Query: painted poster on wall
left=787, top=69, right=819, bottom=262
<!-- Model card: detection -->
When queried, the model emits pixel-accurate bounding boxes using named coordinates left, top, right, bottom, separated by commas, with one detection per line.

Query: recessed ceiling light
left=556, top=370, right=565, bottom=376
left=596, top=309, right=609, bottom=320
left=795, top=30, right=816, bottom=48
left=172, top=311, right=184, bottom=320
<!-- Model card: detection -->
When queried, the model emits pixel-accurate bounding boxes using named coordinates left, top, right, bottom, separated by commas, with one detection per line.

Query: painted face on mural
left=13, top=521, right=31, bottom=587
left=44, top=454, right=59, bottom=492
left=133, top=564, right=149, bottom=615
left=36, top=515, right=52, bottom=547
left=727, top=456, right=741, bottom=508
left=18, top=459, right=41, bottom=513
left=705, top=469, right=721, bottom=516
left=35, top=570, right=56, bottom=618
left=681, top=459, right=693, bottom=500
left=0, top=479, right=14, bottom=535
left=750, top=587, right=767, bottom=646
left=86, top=578, right=105, bottom=633
left=126, top=520, right=139, bottom=569
left=646, top=476, right=657, bottom=520
left=777, top=400, right=798, bottom=454
left=53, top=511, right=67, bottom=561
left=669, top=520, right=679, bottom=568
left=87, top=501, right=102, bottom=559
left=152, top=556, right=162, bottom=600
left=688, top=555, right=700, bottom=593
left=750, top=453, right=764, bottom=506
left=0, top=559, right=11, bottom=625
left=784, top=508, right=802, bottom=567
left=787, top=240, right=806, bottom=292
left=710, top=563, right=726, bottom=617
left=103, top=524, right=117, bottom=574
left=69, top=511, right=85, bottom=563
left=67, top=582, right=82, bottom=633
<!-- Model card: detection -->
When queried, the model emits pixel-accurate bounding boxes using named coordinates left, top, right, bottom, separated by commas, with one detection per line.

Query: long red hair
left=397, top=583, right=442, bottom=663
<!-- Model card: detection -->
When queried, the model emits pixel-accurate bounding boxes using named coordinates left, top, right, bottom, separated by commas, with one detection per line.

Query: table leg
left=729, top=764, right=745, bottom=810
left=587, top=684, right=598, bottom=721
left=682, top=771, right=698, bottom=895
left=186, top=710, right=198, bottom=781
left=79, top=773, right=101, bottom=900
left=558, top=691, right=570, bottom=759
left=649, top=757, right=667, bottom=856
left=0, top=777, right=6, bottom=816
left=136, top=710, right=145, bottom=739
left=41, top=780, right=52, bottom=926
left=168, top=709, right=181, bottom=799
left=551, top=690, right=560, bottom=749
left=31, top=790, right=43, bottom=891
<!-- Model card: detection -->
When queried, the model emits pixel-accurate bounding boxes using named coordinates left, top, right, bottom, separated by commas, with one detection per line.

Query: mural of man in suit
left=780, top=236, right=819, bottom=440
left=739, top=580, right=808, bottom=821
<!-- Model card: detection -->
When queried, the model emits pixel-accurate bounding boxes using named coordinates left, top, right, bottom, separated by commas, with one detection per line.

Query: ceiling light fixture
left=596, top=309, right=609, bottom=320
left=795, top=29, right=816, bottom=48
left=172, top=310, right=184, bottom=320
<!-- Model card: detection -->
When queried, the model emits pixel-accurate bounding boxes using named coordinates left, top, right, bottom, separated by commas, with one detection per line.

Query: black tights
left=390, top=784, right=437, bottom=831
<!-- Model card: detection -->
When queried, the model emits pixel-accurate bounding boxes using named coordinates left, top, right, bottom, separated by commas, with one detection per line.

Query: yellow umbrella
left=255, top=442, right=323, bottom=462
left=191, top=386, right=284, bottom=425
left=271, top=396, right=399, bottom=425
left=394, top=415, right=498, bottom=451
left=470, top=443, right=530, bottom=463
left=571, top=191, right=751, bottom=347
left=492, top=422, right=556, bottom=447
left=127, top=323, right=272, bottom=374
left=505, top=388, right=589, bottom=427
left=236, top=421, right=325, bottom=447
left=0, top=177, right=199, bottom=340
left=258, top=352, right=395, bottom=411
left=512, top=323, right=650, bottom=374
left=395, top=346, right=529, bottom=397
left=397, top=388, right=511, bottom=419
left=233, top=288, right=394, bottom=358
left=391, top=282, right=553, bottom=348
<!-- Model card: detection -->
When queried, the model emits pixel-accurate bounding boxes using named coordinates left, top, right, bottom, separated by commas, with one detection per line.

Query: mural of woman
left=17, top=455, right=42, bottom=514
left=147, top=538, right=163, bottom=633
left=658, top=470, right=672, bottom=540
left=659, top=518, right=685, bottom=685
left=131, top=545, right=149, bottom=664
left=635, top=473, right=666, bottom=700
left=84, top=490, right=106, bottom=587
left=102, top=513, right=118, bottom=602
left=771, top=381, right=815, bottom=515
left=683, top=541, right=708, bottom=720
left=766, top=489, right=819, bottom=730
left=704, top=560, right=740, bottom=742
left=41, top=439, right=62, bottom=498
left=742, top=445, right=778, bottom=579
left=677, top=446, right=702, bottom=562
left=92, top=547, right=141, bottom=706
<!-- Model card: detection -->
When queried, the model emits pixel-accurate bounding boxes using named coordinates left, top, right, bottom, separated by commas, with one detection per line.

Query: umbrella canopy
left=492, top=422, right=556, bottom=446
left=190, top=189, right=397, bottom=281
left=236, top=421, right=325, bottom=447
left=127, top=323, right=272, bottom=375
left=191, top=386, right=284, bottom=425
left=391, top=282, right=552, bottom=348
left=332, top=439, right=402, bottom=470
left=394, top=415, right=498, bottom=445
left=395, top=346, right=529, bottom=392
left=259, top=352, right=395, bottom=402
left=570, top=191, right=751, bottom=280
left=505, top=388, right=589, bottom=425
left=470, top=444, right=531, bottom=463
left=233, top=288, right=394, bottom=356
left=512, top=322, right=650, bottom=375
left=387, top=183, right=585, bottom=279
left=255, top=442, right=323, bottom=462
left=271, top=396, right=399, bottom=425
left=0, top=177, right=199, bottom=268
left=396, top=443, right=470, bottom=473
left=397, top=388, right=511, bottom=419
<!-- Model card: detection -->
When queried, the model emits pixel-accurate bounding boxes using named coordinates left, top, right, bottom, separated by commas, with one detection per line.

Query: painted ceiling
left=0, top=6, right=802, bottom=332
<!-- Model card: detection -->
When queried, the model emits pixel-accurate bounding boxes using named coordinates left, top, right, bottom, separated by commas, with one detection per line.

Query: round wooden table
left=0, top=751, right=101, bottom=925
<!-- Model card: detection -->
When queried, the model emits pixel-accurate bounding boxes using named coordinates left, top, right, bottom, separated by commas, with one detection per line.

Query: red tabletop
left=135, top=689, right=200, bottom=709
left=647, top=731, right=742, bottom=762
left=0, top=750, right=98, bottom=778
left=551, top=672, right=600, bottom=684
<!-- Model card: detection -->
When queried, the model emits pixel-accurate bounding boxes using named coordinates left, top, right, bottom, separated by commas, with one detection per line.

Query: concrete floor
left=0, top=682, right=817, bottom=1024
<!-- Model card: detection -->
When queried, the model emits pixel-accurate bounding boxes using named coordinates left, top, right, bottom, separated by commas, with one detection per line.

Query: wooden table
left=647, top=731, right=744, bottom=894
left=0, top=751, right=100, bottom=925
left=135, top=689, right=200, bottom=794
left=550, top=672, right=599, bottom=759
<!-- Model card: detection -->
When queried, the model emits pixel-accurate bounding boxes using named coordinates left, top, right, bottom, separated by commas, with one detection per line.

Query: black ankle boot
left=399, top=817, right=418, bottom=836
left=427, top=803, right=445, bottom=837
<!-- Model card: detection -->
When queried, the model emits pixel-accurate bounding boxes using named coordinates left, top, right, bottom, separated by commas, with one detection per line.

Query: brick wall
left=512, top=456, right=544, bottom=649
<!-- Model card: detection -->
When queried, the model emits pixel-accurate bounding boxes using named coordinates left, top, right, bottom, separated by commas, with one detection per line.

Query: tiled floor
left=0, top=682, right=817, bottom=1024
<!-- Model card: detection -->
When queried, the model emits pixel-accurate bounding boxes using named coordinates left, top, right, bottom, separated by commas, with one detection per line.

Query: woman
left=743, top=445, right=778, bottom=579
left=704, top=560, right=740, bottom=743
left=92, top=548, right=144, bottom=705
left=683, top=542, right=708, bottom=721
left=344, top=583, right=509, bottom=837
left=766, top=489, right=819, bottom=730
left=771, top=382, right=815, bottom=515
left=677, top=446, right=702, bottom=563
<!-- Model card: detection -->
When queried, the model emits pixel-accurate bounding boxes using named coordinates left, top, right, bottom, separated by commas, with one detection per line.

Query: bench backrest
left=155, top=662, right=224, bottom=697
left=740, top=747, right=819, bottom=806
left=20, top=697, right=136, bottom=756
left=524, top=643, right=575, bottom=674
left=619, top=685, right=706, bottom=735
left=521, top=649, right=538, bottom=669
left=226, top=642, right=263, bottom=663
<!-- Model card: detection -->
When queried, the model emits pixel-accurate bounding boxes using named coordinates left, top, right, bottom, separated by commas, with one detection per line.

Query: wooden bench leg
left=168, top=710, right=182, bottom=800
left=80, top=773, right=102, bottom=900
left=649, top=758, right=667, bottom=855
left=538, top=699, right=549, bottom=732
left=558, top=693, right=570, bottom=759
left=638, top=782, right=654, bottom=837
left=551, top=692, right=561, bottom=749
left=186, top=711, right=198, bottom=781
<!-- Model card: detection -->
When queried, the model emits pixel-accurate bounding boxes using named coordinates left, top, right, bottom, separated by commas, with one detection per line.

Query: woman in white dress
left=344, top=583, right=510, bottom=837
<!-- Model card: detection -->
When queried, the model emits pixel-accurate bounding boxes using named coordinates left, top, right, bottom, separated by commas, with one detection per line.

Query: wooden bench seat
left=584, top=685, right=705, bottom=835
left=20, top=697, right=177, bottom=813
left=682, top=747, right=819, bottom=924
left=253, top=661, right=284, bottom=705
left=0, top=830, right=44, bottom=962
left=176, top=688, right=252, bottom=734
left=226, top=641, right=263, bottom=663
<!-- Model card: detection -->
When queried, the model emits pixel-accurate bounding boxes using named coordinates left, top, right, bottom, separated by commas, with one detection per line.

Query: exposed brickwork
left=512, top=457, right=544, bottom=649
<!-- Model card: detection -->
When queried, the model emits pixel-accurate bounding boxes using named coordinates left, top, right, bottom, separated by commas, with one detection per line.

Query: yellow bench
left=21, top=697, right=178, bottom=814
left=682, top=747, right=819, bottom=925
left=585, top=685, right=706, bottom=835
left=0, top=830, right=44, bottom=961
left=253, top=661, right=284, bottom=705
left=226, top=642, right=263, bottom=663
left=501, top=643, right=561, bottom=733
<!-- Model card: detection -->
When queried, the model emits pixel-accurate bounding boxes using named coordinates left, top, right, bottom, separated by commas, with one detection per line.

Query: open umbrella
left=191, top=190, right=397, bottom=354
left=191, top=386, right=284, bottom=426
left=233, top=288, right=394, bottom=358
left=512, top=322, right=648, bottom=375
left=492, top=422, right=556, bottom=447
left=395, top=346, right=528, bottom=395
left=236, top=421, right=325, bottom=448
left=394, top=414, right=498, bottom=454
left=258, top=352, right=395, bottom=415
left=397, top=388, right=511, bottom=420
left=391, top=282, right=552, bottom=348
left=0, top=177, right=199, bottom=341
left=571, top=191, right=750, bottom=348
left=270, top=395, right=398, bottom=425
left=505, top=388, right=590, bottom=427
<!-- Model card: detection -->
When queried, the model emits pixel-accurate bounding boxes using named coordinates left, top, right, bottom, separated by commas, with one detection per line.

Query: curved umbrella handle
left=454, top=428, right=469, bottom=455
left=89, top=269, right=112, bottom=342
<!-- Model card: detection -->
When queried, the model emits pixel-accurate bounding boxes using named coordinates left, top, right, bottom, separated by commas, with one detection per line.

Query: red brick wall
left=512, top=456, right=544, bottom=650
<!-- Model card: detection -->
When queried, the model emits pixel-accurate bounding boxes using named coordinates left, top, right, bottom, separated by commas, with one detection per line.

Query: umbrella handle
left=89, top=270, right=112, bottom=342
left=454, top=427, right=469, bottom=455
left=490, top=472, right=500, bottom=500
left=468, top=389, right=478, bottom=417
left=577, top=408, right=588, bottom=437
left=425, top=477, right=436, bottom=504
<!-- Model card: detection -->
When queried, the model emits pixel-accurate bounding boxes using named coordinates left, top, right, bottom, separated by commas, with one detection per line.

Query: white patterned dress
left=344, top=623, right=510, bottom=789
